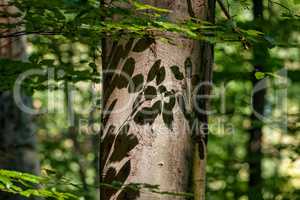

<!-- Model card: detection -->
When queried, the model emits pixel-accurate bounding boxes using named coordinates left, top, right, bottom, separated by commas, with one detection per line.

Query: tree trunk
left=0, top=2, right=39, bottom=200
left=100, top=0, right=214, bottom=199
left=248, top=0, right=268, bottom=199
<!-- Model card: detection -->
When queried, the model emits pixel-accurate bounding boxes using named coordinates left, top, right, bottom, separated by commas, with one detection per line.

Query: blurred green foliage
left=206, top=0, right=300, bottom=199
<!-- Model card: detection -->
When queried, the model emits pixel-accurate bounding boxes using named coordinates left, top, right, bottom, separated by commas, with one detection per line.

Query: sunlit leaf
left=255, top=71, right=265, bottom=80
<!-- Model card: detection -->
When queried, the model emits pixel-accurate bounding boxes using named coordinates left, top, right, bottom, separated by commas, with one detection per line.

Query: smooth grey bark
left=100, top=1, right=214, bottom=200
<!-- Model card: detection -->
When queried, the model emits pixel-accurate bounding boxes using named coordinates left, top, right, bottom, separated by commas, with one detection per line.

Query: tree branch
left=216, top=0, right=231, bottom=20
left=0, top=31, right=61, bottom=38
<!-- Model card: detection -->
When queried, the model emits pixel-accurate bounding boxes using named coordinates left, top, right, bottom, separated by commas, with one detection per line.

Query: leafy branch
left=0, top=0, right=266, bottom=46
left=0, top=169, right=78, bottom=200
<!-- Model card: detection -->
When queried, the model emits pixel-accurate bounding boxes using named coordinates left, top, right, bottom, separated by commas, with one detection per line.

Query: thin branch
left=269, top=0, right=292, bottom=15
left=216, top=0, right=254, bottom=49
left=217, top=0, right=231, bottom=20
left=0, top=31, right=61, bottom=38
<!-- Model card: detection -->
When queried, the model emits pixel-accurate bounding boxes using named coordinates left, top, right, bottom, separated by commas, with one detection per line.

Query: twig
left=216, top=0, right=231, bottom=20
left=0, top=31, right=61, bottom=38
left=269, top=0, right=292, bottom=15
left=216, top=0, right=254, bottom=49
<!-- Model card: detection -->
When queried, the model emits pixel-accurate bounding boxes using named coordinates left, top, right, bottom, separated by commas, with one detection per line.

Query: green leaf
left=133, top=1, right=171, bottom=13
left=242, top=29, right=263, bottom=37
left=0, top=169, right=78, bottom=199
left=0, top=175, right=12, bottom=189
left=0, top=170, right=41, bottom=184
left=255, top=71, right=265, bottom=80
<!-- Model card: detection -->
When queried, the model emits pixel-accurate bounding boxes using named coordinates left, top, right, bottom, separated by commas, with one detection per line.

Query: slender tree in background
left=248, top=0, right=269, bottom=199
left=100, top=0, right=214, bottom=199
left=0, top=1, right=39, bottom=199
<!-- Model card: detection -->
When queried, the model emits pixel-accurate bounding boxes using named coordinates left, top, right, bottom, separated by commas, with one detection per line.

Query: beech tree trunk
left=0, top=2, right=39, bottom=200
left=100, top=1, right=214, bottom=200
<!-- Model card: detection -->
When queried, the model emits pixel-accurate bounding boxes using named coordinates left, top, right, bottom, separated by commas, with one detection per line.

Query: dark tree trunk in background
left=248, top=0, right=269, bottom=199
left=248, top=77, right=266, bottom=200
left=0, top=2, right=39, bottom=200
